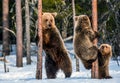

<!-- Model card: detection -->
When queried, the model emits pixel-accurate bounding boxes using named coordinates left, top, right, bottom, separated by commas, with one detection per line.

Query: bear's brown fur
left=98, top=44, right=112, bottom=79
left=41, top=12, right=72, bottom=79
left=73, top=15, right=99, bottom=69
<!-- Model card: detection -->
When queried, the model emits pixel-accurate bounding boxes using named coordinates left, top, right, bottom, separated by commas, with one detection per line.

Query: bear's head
left=42, top=12, right=57, bottom=29
left=99, top=44, right=112, bottom=57
left=75, top=15, right=91, bottom=30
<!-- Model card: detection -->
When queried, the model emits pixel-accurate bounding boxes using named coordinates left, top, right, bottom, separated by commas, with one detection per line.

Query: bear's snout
left=46, top=22, right=52, bottom=29
left=48, top=24, right=52, bottom=27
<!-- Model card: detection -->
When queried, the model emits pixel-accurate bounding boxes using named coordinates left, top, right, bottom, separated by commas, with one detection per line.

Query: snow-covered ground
left=0, top=42, right=120, bottom=83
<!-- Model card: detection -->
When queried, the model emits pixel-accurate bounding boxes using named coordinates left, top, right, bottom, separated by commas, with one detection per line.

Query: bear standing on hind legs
left=73, top=15, right=99, bottom=69
left=41, top=12, right=72, bottom=79
left=98, top=44, right=112, bottom=79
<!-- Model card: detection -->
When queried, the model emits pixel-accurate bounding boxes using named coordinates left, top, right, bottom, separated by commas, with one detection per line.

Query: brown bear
left=41, top=12, right=72, bottom=79
left=98, top=44, right=112, bottom=79
left=73, top=15, right=99, bottom=69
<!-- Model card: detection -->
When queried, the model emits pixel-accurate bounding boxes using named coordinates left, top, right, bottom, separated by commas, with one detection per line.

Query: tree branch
left=63, top=36, right=73, bottom=42
left=0, top=26, right=16, bottom=37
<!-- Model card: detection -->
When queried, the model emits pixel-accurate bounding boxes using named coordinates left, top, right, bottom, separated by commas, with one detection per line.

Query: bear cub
left=98, top=44, right=112, bottom=79
left=73, top=15, right=99, bottom=69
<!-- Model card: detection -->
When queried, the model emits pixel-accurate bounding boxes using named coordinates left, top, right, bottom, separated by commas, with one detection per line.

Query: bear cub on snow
left=73, top=15, right=99, bottom=69
left=37, top=12, right=72, bottom=79
left=98, top=44, right=112, bottom=79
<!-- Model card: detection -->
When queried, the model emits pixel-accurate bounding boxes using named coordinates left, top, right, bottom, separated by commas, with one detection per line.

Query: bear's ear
left=51, top=12, right=57, bottom=17
left=83, top=15, right=88, bottom=20
left=75, top=16, right=79, bottom=21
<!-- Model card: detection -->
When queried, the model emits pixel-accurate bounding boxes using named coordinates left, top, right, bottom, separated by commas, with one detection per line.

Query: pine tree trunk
left=72, top=0, right=80, bottom=72
left=25, top=0, right=31, bottom=65
left=62, top=19, right=67, bottom=39
left=36, top=0, right=42, bottom=79
left=16, top=0, right=23, bottom=67
left=91, top=0, right=99, bottom=79
left=2, top=0, right=10, bottom=56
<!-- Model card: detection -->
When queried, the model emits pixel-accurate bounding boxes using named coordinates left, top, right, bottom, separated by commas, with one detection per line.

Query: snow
left=0, top=42, right=120, bottom=83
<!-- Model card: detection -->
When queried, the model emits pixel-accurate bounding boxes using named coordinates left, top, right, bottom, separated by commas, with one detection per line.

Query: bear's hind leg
left=64, top=71, right=72, bottom=78
left=82, top=60, right=92, bottom=69
left=45, top=55, right=59, bottom=79
left=88, top=46, right=98, bottom=61
left=60, top=58, right=72, bottom=78
left=105, top=76, right=112, bottom=79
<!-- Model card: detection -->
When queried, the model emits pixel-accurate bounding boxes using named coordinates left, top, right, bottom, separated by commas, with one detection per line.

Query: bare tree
left=36, top=0, right=43, bottom=79
left=72, top=0, right=80, bottom=72
left=91, top=0, right=99, bottom=79
left=2, top=0, right=10, bottom=56
left=25, top=0, right=31, bottom=64
left=62, top=18, right=67, bottom=39
left=16, top=0, right=23, bottom=67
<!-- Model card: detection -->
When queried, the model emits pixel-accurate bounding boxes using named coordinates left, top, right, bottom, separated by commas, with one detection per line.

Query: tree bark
left=72, top=0, right=80, bottom=72
left=16, top=0, right=23, bottom=67
left=25, top=0, right=31, bottom=65
left=62, top=18, right=67, bottom=39
left=2, top=0, right=10, bottom=56
left=36, top=0, right=43, bottom=79
left=91, top=0, right=99, bottom=79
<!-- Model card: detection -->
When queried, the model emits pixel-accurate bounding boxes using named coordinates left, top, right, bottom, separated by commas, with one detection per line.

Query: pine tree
left=16, top=0, right=23, bottom=67
left=72, top=0, right=80, bottom=72
left=36, top=0, right=43, bottom=79
left=91, top=0, right=99, bottom=79
left=25, top=0, right=31, bottom=65
left=2, top=0, right=10, bottom=56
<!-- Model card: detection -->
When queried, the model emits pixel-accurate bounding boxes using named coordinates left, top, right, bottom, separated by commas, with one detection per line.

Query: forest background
left=0, top=0, right=120, bottom=59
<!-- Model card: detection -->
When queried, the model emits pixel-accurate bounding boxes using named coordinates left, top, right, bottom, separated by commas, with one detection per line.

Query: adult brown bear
left=39, top=12, right=72, bottom=79
left=73, top=15, right=99, bottom=69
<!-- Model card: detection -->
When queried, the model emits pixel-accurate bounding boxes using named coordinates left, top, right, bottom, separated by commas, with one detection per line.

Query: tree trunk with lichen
left=25, top=0, right=31, bottom=65
left=2, top=0, right=10, bottom=56
left=36, top=0, right=43, bottom=79
left=72, top=0, right=80, bottom=72
left=16, top=0, right=23, bottom=67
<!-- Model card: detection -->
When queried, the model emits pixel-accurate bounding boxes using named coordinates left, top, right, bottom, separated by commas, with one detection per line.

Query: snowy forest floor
left=0, top=42, right=120, bottom=83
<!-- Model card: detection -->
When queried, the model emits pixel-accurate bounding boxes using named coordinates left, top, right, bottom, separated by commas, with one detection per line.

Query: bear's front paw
left=94, top=31, right=100, bottom=38
left=84, top=62, right=92, bottom=70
